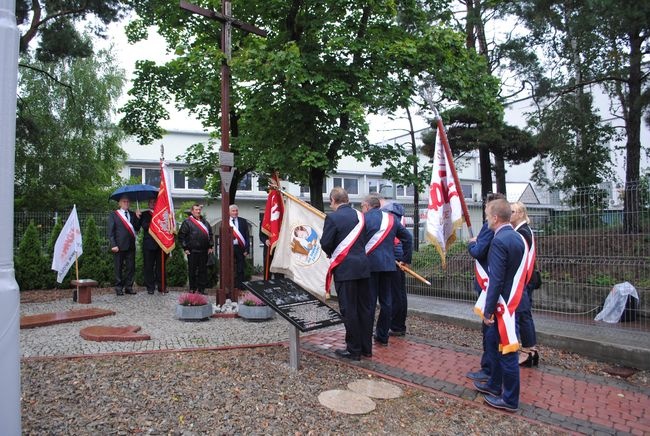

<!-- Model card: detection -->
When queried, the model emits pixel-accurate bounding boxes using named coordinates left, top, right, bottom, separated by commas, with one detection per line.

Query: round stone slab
left=347, top=379, right=403, bottom=399
left=318, top=389, right=376, bottom=414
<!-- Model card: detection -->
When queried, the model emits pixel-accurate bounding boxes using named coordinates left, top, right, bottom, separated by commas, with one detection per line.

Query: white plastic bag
left=594, top=282, right=639, bottom=323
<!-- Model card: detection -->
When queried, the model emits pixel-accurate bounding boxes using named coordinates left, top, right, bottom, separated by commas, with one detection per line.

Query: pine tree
left=78, top=216, right=112, bottom=286
left=15, top=221, right=49, bottom=290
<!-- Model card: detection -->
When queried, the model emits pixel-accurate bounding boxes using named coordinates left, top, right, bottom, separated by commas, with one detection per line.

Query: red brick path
left=302, top=327, right=650, bottom=435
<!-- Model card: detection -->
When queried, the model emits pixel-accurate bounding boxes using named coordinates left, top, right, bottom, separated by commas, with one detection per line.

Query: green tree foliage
left=15, top=221, right=49, bottom=290
left=509, top=0, right=650, bottom=232
left=166, top=238, right=188, bottom=288
left=121, top=0, right=500, bottom=210
left=135, top=231, right=145, bottom=286
left=78, top=216, right=113, bottom=286
left=16, top=49, right=127, bottom=211
left=16, top=0, right=130, bottom=59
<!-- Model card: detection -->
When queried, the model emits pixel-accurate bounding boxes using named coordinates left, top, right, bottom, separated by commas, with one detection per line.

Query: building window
left=460, top=183, right=473, bottom=199
left=187, top=175, right=205, bottom=190
left=145, top=168, right=160, bottom=188
left=333, top=177, right=358, bottom=195
left=300, top=185, right=310, bottom=196
left=396, top=185, right=405, bottom=197
left=130, top=167, right=143, bottom=183
left=174, top=170, right=185, bottom=189
left=238, top=173, right=252, bottom=191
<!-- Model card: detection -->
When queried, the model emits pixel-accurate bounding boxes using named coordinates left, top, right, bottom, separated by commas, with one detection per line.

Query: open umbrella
left=110, top=184, right=158, bottom=209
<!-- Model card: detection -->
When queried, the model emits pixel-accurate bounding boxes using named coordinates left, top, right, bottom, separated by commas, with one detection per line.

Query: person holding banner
left=179, top=204, right=214, bottom=295
left=321, top=187, right=371, bottom=361
left=362, top=194, right=412, bottom=348
left=229, top=204, right=250, bottom=290
left=140, top=198, right=165, bottom=294
left=108, top=196, right=141, bottom=295
left=466, top=192, right=506, bottom=383
left=473, top=198, right=527, bottom=412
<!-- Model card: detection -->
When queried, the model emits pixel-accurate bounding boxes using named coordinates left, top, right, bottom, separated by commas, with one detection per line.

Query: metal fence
left=404, top=183, right=650, bottom=331
left=14, top=211, right=110, bottom=251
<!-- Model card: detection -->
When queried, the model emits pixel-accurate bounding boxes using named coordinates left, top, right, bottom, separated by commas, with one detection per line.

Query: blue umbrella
left=110, top=184, right=158, bottom=209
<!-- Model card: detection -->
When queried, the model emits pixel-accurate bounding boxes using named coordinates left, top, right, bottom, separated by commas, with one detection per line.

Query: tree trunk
left=494, top=153, right=507, bottom=196
left=309, top=167, right=326, bottom=212
left=406, top=106, right=420, bottom=251
left=623, top=30, right=643, bottom=234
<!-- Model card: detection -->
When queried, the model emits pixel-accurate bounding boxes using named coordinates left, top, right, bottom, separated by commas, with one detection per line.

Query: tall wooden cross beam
left=180, top=1, right=267, bottom=305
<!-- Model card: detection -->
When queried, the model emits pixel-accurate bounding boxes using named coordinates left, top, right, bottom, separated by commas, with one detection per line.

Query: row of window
left=129, top=166, right=474, bottom=200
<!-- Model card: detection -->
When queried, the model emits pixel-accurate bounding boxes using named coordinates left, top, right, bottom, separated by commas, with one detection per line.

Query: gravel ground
left=20, top=288, right=649, bottom=434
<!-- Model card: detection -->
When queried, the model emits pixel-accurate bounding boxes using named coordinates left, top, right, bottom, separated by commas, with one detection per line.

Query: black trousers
left=143, top=247, right=165, bottom=292
left=187, top=250, right=208, bottom=292
left=337, top=278, right=372, bottom=356
left=233, top=244, right=246, bottom=288
left=114, top=249, right=135, bottom=291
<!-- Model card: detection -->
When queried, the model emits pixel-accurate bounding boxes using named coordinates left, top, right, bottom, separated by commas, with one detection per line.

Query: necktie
left=124, top=210, right=129, bottom=221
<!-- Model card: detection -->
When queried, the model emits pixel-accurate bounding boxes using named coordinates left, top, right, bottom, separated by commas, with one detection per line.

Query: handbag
left=530, top=269, right=542, bottom=290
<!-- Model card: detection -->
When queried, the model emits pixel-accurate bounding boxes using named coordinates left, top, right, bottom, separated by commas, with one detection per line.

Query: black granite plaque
left=242, top=278, right=343, bottom=332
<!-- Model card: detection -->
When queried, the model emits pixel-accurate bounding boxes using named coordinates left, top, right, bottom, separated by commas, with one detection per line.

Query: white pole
left=0, top=0, right=22, bottom=434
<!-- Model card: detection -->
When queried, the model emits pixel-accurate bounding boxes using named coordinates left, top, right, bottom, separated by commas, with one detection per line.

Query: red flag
left=149, top=161, right=176, bottom=253
left=261, top=188, right=284, bottom=254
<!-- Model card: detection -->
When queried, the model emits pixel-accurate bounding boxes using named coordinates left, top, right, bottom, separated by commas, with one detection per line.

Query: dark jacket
left=364, top=207, right=412, bottom=272
left=108, top=209, right=141, bottom=251
left=467, top=221, right=494, bottom=294
left=320, top=203, right=370, bottom=281
left=381, top=202, right=407, bottom=262
left=139, top=210, right=159, bottom=251
left=231, top=216, right=250, bottom=252
left=179, top=216, right=213, bottom=252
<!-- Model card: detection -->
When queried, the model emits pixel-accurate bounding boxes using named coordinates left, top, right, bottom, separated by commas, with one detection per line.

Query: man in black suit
left=229, top=204, right=249, bottom=289
left=320, top=187, right=371, bottom=361
left=179, top=204, right=214, bottom=294
left=108, top=196, right=141, bottom=295
left=140, top=198, right=165, bottom=294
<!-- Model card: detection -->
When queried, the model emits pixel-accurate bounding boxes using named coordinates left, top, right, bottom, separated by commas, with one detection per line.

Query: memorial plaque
left=243, top=278, right=343, bottom=332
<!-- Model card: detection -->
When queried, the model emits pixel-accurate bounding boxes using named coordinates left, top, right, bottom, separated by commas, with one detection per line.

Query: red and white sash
left=230, top=219, right=246, bottom=247
left=474, top=232, right=529, bottom=354
left=115, top=210, right=136, bottom=238
left=515, top=222, right=537, bottom=284
left=190, top=216, right=209, bottom=238
left=365, top=211, right=394, bottom=255
left=325, top=209, right=364, bottom=293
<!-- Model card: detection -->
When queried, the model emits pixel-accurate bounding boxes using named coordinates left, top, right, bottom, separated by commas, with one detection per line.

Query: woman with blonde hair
left=510, top=201, right=539, bottom=366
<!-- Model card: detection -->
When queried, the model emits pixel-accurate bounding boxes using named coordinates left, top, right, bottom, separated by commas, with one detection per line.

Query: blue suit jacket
left=467, top=220, right=494, bottom=294
left=364, top=207, right=412, bottom=272
left=320, top=203, right=370, bottom=281
left=484, top=224, right=526, bottom=318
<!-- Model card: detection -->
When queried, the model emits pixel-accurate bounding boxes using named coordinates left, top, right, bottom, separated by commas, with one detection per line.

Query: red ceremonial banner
left=261, top=188, right=284, bottom=254
left=149, top=161, right=176, bottom=254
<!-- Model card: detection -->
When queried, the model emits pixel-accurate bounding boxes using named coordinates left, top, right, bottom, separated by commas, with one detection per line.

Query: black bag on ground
left=620, top=295, right=639, bottom=323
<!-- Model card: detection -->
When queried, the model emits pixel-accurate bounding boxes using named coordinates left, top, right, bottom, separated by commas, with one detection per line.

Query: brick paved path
left=302, top=328, right=650, bottom=435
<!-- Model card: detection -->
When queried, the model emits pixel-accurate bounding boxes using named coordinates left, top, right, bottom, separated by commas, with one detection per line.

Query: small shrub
left=178, top=292, right=208, bottom=306
left=15, top=221, right=49, bottom=290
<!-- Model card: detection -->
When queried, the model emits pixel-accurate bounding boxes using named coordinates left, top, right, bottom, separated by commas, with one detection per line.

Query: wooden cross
left=180, top=1, right=267, bottom=304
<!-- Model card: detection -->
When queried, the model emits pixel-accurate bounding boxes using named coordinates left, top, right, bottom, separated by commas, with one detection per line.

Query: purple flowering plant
left=178, top=292, right=209, bottom=306
left=239, top=291, right=266, bottom=307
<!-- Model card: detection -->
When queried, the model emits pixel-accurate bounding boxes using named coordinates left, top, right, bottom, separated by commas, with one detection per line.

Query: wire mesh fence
left=14, top=211, right=110, bottom=251
left=404, top=182, right=650, bottom=331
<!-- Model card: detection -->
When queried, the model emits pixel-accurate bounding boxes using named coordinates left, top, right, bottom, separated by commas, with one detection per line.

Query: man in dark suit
left=320, top=187, right=370, bottom=361
left=362, top=194, right=412, bottom=349
left=140, top=198, right=165, bottom=294
left=473, top=198, right=528, bottom=412
left=229, top=204, right=249, bottom=289
left=179, top=204, right=214, bottom=294
left=108, top=196, right=141, bottom=295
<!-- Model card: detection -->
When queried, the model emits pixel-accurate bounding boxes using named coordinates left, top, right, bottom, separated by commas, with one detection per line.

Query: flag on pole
left=425, top=123, right=464, bottom=267
left=270, top=193, right=329, bottom=298
left=149, top=160, right=176, bottom=253
left=51, top=205, right=83, bottom=283
left=261, top=188, right=284, bottom=254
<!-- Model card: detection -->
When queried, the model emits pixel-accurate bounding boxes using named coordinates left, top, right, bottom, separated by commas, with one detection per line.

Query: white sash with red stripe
left=325, top=209, right=364, bottom=293
left=115, top=210, right=136, bottom=238
left=474, top=231, right=529, bottom=354
left=190, top=216, right=209, bottom=238
left=230, top=219, right=246, bottom=247
left=472, top=260, right=490, bottom=318
left=365, top=211, right=394, bottom=254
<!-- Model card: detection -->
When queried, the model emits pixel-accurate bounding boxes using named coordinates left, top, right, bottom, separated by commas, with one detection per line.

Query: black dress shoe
left=147, top=289, right=155, bottom=295
left=373, top=335, right=388, bottom=346
left=125, top=289, right=137, bottom=295
left=116, top=290, right=124, bottom=296
left=334, top=348, right=361, bottom=361
left=362, top=352, right=372, bottom=358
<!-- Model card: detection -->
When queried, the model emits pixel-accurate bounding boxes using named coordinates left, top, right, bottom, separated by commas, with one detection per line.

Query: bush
left=166, top=237, right=188, bottom=287
left=78, top=216, right=113, bottom=286
left=135, top=231, right=144, bottom=286
left=15, top=221, right=49, bottom=290
left=44, top=217, right=63, bottom=288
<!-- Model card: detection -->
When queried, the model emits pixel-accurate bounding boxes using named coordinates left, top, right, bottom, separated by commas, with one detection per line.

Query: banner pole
left=278, top=190, right=326, bottom=219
